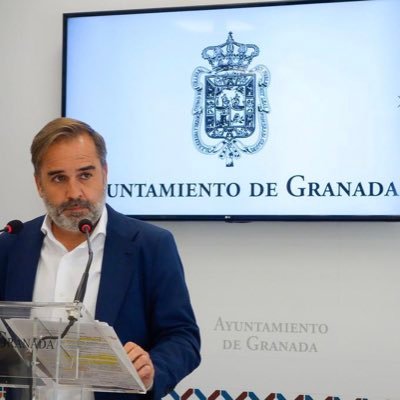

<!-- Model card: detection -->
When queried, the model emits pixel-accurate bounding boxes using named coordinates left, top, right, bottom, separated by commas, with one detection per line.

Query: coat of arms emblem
left=192, top=32, right=270, bottom=167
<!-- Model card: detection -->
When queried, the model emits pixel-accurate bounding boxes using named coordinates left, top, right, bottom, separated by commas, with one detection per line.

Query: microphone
left=74, top=219, right=94, bottom=303
left=0, top=220, right=24, bottom=234
left=78, top=219, right=93, bottom=235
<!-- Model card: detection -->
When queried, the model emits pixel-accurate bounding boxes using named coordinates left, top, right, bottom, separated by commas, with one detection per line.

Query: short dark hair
left=31, top=117, right=107, bottom=175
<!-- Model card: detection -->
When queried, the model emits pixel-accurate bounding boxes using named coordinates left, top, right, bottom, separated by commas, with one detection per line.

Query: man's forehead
left=42, top=151, right=98, bottom=166
left=39, top=136, right=101, bottom=171
left=44, top=134, right=96, bottom=156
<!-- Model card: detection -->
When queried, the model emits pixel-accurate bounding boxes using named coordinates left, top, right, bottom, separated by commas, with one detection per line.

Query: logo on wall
left=192, top=32, right=270, bottom=167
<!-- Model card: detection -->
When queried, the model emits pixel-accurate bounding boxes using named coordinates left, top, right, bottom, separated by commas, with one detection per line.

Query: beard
left=43, top=196, right=105, bottom=232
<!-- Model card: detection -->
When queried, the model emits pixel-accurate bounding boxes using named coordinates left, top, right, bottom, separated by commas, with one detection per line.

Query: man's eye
left=52, top=175, right=65, bottom=183
left=80, top=172, right=92, bottom=180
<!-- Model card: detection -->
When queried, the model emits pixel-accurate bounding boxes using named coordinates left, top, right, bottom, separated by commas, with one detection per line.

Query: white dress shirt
left=32, top=206, right=107, bottom=400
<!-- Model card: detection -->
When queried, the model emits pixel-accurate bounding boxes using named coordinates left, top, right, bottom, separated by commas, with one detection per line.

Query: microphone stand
left=40, top=221, right=94, bottom=341
left=61, top=226, right=93, bottom=338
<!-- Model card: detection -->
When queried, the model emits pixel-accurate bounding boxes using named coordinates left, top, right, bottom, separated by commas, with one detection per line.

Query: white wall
left=1, top=1, right=400, bottom=399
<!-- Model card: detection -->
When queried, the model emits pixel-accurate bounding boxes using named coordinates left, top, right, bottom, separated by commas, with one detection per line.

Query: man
left=0, top=118, right=201, bottom=399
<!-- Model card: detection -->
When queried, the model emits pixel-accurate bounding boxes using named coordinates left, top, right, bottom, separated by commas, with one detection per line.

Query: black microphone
left=0, top=220, right=24, bottom=234
left=74, top=219, right=94, bottom=303
left=78, top=219, right=93, bottom=236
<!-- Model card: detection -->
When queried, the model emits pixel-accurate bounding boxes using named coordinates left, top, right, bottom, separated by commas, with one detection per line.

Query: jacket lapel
left=95, top=206, right=139, bottom=325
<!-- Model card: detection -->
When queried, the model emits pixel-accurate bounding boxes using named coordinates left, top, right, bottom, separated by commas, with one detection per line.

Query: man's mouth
left=66, top=206, right=86, bottom=211
left=60, top=203, right=90, bottom=215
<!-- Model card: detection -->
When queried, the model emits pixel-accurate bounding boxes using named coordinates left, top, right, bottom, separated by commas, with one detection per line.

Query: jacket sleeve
left=0, top=235, right=15, bottom=301
left=145, top=230, right=201, bottom=399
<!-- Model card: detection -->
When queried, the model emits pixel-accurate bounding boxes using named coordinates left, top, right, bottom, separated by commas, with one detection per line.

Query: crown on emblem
left=202, top=32, right=259, bottom=71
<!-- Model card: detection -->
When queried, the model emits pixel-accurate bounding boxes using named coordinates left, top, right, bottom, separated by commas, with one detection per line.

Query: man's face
left=35, top=133, right=108, bottom=232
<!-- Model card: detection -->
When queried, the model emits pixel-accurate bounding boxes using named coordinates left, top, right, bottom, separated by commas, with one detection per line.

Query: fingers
left=124, top=342, right=155, bottom=390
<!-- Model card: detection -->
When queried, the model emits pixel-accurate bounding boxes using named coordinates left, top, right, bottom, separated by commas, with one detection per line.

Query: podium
left=0, top=301, right=146, bottom=400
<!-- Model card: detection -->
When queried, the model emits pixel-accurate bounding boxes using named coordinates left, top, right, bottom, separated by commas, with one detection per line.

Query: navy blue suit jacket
left=0, top=205, right=201, bottom=400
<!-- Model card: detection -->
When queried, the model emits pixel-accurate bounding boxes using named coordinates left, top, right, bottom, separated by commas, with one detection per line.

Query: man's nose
left=66, top=179, right=83, bottom=199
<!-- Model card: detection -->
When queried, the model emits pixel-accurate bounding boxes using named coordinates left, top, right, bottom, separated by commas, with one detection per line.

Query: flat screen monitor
left=62, top=0, right=400, bottom=221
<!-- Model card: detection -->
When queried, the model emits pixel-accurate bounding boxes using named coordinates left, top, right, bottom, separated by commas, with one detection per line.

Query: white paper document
left=6, top=318, right=146, bottom=394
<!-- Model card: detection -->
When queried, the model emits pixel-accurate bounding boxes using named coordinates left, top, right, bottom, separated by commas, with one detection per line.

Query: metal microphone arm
left=73, top=229, right=94, bottom=304
left=62, top=220, right=94, bottom=338
left=66, top=223, right=94, bottom=331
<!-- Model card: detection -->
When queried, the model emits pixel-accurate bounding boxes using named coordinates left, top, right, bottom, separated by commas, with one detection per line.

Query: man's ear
left=102, top=163, right=108, bottom=182
left=34, top=174, right=44, bottom=198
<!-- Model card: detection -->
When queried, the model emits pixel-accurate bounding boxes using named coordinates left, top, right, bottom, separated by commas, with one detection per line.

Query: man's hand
left=124, top=342, right=155, bottom=390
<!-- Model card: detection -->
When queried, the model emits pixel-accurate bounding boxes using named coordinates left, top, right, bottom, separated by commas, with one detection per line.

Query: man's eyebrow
left=78, top=165, right=96, bottom=172
left=47, top=165, right=96, bottom=176
left=47, top=169, right=64, bottom=177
